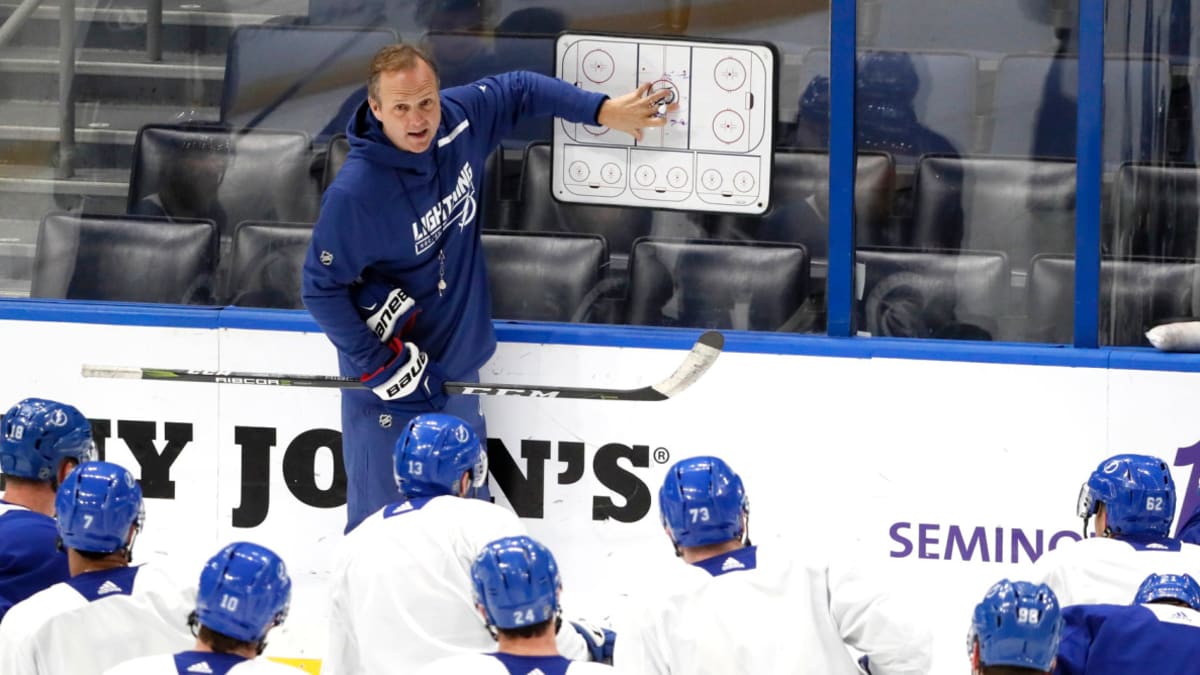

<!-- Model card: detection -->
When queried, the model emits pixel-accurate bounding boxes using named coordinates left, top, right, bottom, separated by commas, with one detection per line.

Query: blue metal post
left=826, top=0, right=857, bottom=337
left=1074, top=0, right=1103, bottom=348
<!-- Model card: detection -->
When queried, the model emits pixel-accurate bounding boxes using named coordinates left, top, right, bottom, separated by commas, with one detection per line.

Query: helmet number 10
left=220, top=594, right=239, bottom=611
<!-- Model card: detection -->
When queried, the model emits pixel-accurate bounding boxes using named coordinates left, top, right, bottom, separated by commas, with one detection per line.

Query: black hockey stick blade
left=80, top=330, right=724, bottom=402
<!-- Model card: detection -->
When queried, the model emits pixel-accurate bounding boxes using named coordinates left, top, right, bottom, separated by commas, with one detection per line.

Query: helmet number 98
left=689, top=507, right=710, bottom=523
left=1017, top=608, right=1040, bottom=624
left=1147, top=496, right=1164, bottom=511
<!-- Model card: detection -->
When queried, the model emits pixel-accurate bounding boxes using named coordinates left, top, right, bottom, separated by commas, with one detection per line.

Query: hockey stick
left=81, top=331, right=723, bottom=401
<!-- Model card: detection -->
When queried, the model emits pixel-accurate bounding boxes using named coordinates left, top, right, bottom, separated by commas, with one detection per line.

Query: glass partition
left=7, top=0, right=1193, bottom=346
left=0, top=0, right=835, bottom=336
left=851, top=0, right=1081, bottom=342
left=1100, top=0, right=1196, bottom=346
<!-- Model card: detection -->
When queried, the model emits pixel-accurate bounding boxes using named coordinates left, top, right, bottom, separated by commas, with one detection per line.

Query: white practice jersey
left=417, top=652, right=614, bottom=675
left=325, top=495, right=526, bottom=675
left=614, top=546, right=931, bottom=675
left=1034, top=535, right=1200, bottom=606
left=0, top=564, right=194, bottom=675
left=105, top=651, right=302, bottom=675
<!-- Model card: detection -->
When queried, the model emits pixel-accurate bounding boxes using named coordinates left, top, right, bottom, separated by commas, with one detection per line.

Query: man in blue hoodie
left=302, top=43, right=672, bottom=532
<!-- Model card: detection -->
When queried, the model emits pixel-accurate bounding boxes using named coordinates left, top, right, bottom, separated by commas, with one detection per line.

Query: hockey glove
left=569, top=619, right=616, bottom=664
left=353, top=282, right=419, bottom=343
left=360, top=339, right=449, bottom=409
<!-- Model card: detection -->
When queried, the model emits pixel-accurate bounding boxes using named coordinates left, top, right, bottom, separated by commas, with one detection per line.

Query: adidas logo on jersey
left=525, top=669, right=544, bottom=675
left=186, top=661, right=214, bottom=673
left=1146, top=542, right=1169, bottom=550
left=97, top=580, right=123, bottom=595
left=721, top=556, right=745, bottom=572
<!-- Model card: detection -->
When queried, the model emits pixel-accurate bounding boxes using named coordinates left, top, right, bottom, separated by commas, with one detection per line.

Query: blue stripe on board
left=5, top=300, right=1200, bottom=373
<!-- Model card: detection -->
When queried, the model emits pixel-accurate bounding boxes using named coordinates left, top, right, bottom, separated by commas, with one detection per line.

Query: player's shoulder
left=101, top=653, right=173, bottom=675
left=568, top=661, right=618, bottom=673
left=0, top=504, right=56, bottom=533
left=233, top=657, right=310, bottom=673
left=416, top=652, right=504, bottom=675
left=0, top=581, right=81, bottom=638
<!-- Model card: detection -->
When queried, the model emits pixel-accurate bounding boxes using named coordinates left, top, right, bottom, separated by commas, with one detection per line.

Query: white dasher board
left=554, top=33, right=777, bottom=215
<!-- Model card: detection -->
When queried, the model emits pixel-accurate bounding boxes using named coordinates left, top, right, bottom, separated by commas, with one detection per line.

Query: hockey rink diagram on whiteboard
left=554, top=33, right=776, bottom=214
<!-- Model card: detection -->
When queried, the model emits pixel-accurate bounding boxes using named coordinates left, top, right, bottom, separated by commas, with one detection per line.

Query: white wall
left=5, top=314, right=1200, bottom=673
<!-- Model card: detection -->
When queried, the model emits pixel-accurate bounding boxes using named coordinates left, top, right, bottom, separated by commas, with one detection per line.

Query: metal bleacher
left=0, top=0, right=307, bottom=297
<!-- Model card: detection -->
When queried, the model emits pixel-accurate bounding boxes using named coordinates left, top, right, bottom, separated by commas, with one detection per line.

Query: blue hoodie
left=302, top=71, right=607, bottom=409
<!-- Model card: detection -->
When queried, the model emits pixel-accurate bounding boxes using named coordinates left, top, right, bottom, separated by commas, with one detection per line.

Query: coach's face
left=370, top=59, right=441, bottom=154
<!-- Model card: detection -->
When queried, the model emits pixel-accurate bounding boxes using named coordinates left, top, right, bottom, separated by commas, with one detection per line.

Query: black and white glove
left=360, top=339, right=449, bottom=408
left=354, top=283, right=419, bottom=343
left=569, top=619, right=616, bottom=664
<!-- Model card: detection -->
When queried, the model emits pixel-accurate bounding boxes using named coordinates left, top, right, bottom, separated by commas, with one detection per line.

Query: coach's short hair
left=368, top=44, right=439, bottom=102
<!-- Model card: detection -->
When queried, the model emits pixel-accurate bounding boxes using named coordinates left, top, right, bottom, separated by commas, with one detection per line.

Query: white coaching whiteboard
left=553, top=33, right=777, bottom=215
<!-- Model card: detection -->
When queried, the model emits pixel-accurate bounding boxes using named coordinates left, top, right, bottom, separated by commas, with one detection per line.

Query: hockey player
left=614, top=455, right=931, bottom=674
left=326, top=413, right=609, bottom=673
left=966, top=579, right=1062, bottom=675
left=1053, top=572, right=1200, bottom=674
left=104, top=541, right=295, bottom=675
left=417, top=535, right=614, bottom=674
left=301, top=42, right=679, bottom=532
left=1034, top=453, right=1200, bottom=606
left=0, top=461, right=193, bottom=674
left=0, top=397, right=96, bottom=621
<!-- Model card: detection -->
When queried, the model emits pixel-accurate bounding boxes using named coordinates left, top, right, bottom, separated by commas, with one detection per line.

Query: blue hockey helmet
left=967, top=579, right=1062, bottom=671
left=0, top=398, right=96, bottom=482
left=393, top=413, right=488, bottom=498
left=659, top=456, right=748, bottom=548
left=195, top=542, right=292, bottom=642
left=55, top=461, right=144, bottom=554
left=1134, top=573, right=1200, bottom=610
left=471, top=535, right=561, bottom=630
left=1076, top=454, right=1175, bottom=537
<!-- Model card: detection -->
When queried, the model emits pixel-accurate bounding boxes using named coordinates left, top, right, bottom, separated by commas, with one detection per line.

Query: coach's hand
left=353, top=282, right=419, bottom=343
left=360, top=340, right=448, bottom=409
left=598, top=82, right=680, bottom=141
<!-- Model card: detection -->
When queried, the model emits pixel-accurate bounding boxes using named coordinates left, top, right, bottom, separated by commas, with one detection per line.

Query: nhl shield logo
left=319, top=250, right=334, bottom=266
left=378, top=414, right=393, bottom=429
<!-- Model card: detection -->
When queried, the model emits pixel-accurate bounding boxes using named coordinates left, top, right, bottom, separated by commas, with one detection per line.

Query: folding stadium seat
left=1025, top=255, right=1200, bottom=345
left=322, top=133, right=351, bottom=192
left=854, top=248, right=1009, bottom=341
left=128, top=124, right=320, bottom=252
left=1111, top=163, right=1200, bottom=260
left=222, top=221, right=314, bottom=309
left=626, top=239, right=810, bottom=331
left=480, top=230, right=607, bottom=323
left=220, top=25, right=398, bottom=141
left=31, top=212, right=216, bottom=304
left=791, top=49, right=978, bottom=162
left=990, top=55, right=1171, bottom=165
left=709, top=149, right=895, bottom=259
left=912, top=155, right=1076, bottom=274
left=517, top=144, right=705, bottom=264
